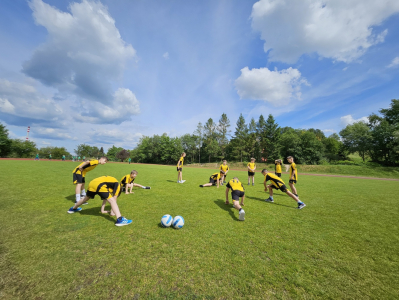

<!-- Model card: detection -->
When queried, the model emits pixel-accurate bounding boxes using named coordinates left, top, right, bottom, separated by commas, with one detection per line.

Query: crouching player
left=199, top=172, right=221, bottom=188
left=261, top=169, right=306, bottom=209
left=120, top=170, right=151, bottom=194
left=225, top=177, right=245, bottom=221
left=67, top=176, right=132, bottom=226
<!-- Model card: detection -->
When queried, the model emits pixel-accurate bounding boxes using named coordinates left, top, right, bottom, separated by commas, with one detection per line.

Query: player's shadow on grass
left=65, top=194, right=76, bottom=203
left=245, top=196, right=296, bottom=209
left=166, top=180, right=177, bottom=183
left=214, top=199, right=239, bottom=221
left=78, top=207, right=115, bottom=223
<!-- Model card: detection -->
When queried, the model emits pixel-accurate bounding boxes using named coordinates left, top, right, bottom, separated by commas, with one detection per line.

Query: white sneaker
left=177, top=181, right=180, bottom=183
left=180, top=180, right=186, bottom=183
left=239, top=209, right=245, bottom=221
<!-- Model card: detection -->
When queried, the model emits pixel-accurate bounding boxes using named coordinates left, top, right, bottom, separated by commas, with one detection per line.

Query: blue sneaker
left=298, top=203, right=306, bottom=209
left=115, top=216, right=132, bottom=226
left=265, top=197, right=274, bottom=203
left=68, top=207, right=82, bottom=214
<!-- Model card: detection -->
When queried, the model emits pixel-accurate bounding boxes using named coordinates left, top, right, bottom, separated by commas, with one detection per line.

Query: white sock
left=141, top=186, right=146, bottom=189
left=75, top=194, right=80, bottom=202
left=81, top=189, right=86, bottom=196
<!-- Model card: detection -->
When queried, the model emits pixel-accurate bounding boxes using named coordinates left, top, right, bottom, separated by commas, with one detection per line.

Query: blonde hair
left=131, top=170, right=138, bottom=175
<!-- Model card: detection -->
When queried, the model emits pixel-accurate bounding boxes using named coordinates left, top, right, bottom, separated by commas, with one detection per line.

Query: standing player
left=199, top=172, right=221, bottom=188
left=261, top=169, right=306, bottom=209
left=62, top=154, right=66, bottom=161
left=35, top=153, right=39, bottom=161
left=275, top=159, right=283, bottom=177
left=225, top=177, right=245, bottom=221
left=68, top=176, right=132, bottom=226
left=72, top=157, right=108, bottom=204
left=219, top=160, right=229, bottom=185
left=120, top=170, right=151, bottom=194
left=176, top=152, right=186, bottom=183
left=49, top=153, right=52, bottom=160
left=287, top=156, right=299, bottom=198
left=128, top=157, right=131, bottom=164
left=247, top=158, right=256, bottom=186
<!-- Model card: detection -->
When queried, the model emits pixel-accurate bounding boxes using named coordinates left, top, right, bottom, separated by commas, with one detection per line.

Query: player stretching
left=120, top=170, right=151, bottom=194
left=68, top=176, right=132, bottom=226
left=177, top=152, right=186, bottom=183
left=72, top=156, right=108, bottom=204
left=225, top=177, right=246, bottom=221
left=199, top=172, right=221, bottom=188
left=261, top=169, right=306, bottom=209
left=287, top=156, right=299, bottom=198
left=219, top=160, right=229, bottom=185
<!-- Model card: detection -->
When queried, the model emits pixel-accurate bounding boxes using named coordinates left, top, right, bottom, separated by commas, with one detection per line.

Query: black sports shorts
left=73, top=173, right=85, bottom=184
left=271, top=184, right=288, bottom=193
left=177, top=167, right=182, bottom=172
left=289, top=180, right=297, bottom=184
left=248, top=171, right=255, bottom=176
left=232, top=190, right=245, bottom=200
left=275, top=172, right=281, bottom=177
left=209, top=178, right=217, bottom=185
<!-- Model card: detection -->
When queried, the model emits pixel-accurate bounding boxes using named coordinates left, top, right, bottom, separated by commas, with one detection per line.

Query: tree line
left=0, top=99, right=397, bottom=165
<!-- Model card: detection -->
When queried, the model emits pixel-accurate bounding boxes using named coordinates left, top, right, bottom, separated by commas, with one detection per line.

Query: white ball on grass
left=172, top=216, right=184, bottom=229
left=161, top=214, right=173, bottom=227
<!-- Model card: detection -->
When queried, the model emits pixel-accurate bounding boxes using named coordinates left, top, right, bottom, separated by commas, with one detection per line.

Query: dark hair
left=287, top=156, right=293, bottom=160
left=261, top=169, right=268, bottom=173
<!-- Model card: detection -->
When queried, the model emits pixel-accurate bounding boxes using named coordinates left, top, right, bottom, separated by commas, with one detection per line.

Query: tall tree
left=247, top=118, right=257, bottom=158
left=0, top=122, right=12, bottom=157
left=204, top=118, right=219, bottom=162
left=339, top=121, right=372, bottom=162
left=256, top=115, right=266, bottom=161
left=261, top=114, right=281, bottom=162
left=217, top=113, right=231, bottom=159
left=194, top=122, right=204, bottom=163
left=231, top=114, right=248, bottom=162
left=10, top=139, right=37, bottom=158
left=116, top=149, right=130, bottom=162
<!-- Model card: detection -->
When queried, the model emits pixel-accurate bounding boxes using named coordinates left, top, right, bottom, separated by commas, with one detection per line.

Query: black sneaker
left=265, top=197, right=274, bottom=202
left=298, top=203, right=306, bottom=209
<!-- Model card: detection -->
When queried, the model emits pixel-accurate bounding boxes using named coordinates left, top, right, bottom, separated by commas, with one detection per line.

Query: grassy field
left=0, top=160, right=398, bottom=299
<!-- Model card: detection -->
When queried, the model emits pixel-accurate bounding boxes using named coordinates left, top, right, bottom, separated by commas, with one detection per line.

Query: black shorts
left=275, top=172, right=281, bottom=177
left=86, top=190, right=112, bottom=200
left=271, top=184, right=288, bottom=193
left=220, top=172, right=227, bottom=177
left=248, top=171, right=255, bottom=176
left=177, top=167, right=182, bottom=172
left=231, top=190, right=245, bottom=200
left=209, top=178, right=217, bottom=185
left=289, top=180, right=297, bottom=184
left=73, top=173, right=85, bottom=184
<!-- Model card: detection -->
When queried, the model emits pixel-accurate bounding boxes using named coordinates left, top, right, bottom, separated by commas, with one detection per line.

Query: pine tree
left=232, top=114, right=248, bottom=162
left=261, top=114, right=281, bottom=161
left=217, top=113, right=231, bottom=159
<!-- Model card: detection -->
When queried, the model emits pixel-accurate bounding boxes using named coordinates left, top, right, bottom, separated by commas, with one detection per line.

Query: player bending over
left=68, top=176, right=132, bottom=226
left=225, top=177, right=246, bottom=221
left=219, top=160, right=229, bottom=185
left=120, top=170, right=151, bottom=194
left=72, top=156, right=108, bottom=204
left=261, top=169, right=306, bottom=209
left=176, top=152, right=186, bottom=183
left=199, top=172, right=221, bottom=188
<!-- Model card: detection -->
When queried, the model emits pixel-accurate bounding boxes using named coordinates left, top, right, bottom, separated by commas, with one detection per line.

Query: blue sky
left=0, top=0, right=398, bottom=154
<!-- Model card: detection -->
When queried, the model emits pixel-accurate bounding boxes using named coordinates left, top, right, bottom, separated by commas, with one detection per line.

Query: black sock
left=239, top=208, right=242, bottom=212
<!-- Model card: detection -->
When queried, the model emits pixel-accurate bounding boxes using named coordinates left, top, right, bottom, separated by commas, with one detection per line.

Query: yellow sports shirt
left=264, top=173, right=286, bottom=189
left=210, top=172, right=221, bottom=180
left=88, top=176, right=120, bottom=196
left=177, top=157, right=184, bottom=167
left=247, top=162, right=256, bottom=170
left=226, top=179, right=244, bottom=192
left=73, top=160, right=99, bottom=175
left=120, top=174, right=135, bottom=186
left=275, top=162, right=282, bottom=173
left=290, top=163, right=298, bottom=180
left=220, top=164, right=229, bottom=173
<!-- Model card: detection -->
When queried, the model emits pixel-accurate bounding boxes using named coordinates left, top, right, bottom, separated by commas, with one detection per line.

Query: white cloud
left=251, top=0, right=399, bottom=63
left=90, top=128, right=142, bottom=145
left=323, top=129, right=335, bottom=133
left=340, top=114, right=369, bottom=126
left=235, top=67, right=309, bottom=105
left=75, top=88, right=140, bottom=124
left=0, top=79, right=63, bottom=125
left=387, top=57, right=399, bottom=68
left=163, top=52, right=169, bottom=59
left=32, top=127, right=75, bottom=140
left=23, top=0, right=136, bottom=105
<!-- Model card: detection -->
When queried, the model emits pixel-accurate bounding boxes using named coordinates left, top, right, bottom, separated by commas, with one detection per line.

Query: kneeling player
left=199, top=172, right=221, bottom=188
left=261, top=169, right=306, bottom=209
left=225, top=177, right=245, bottom=221
left=67, top=176, right=132, bottom=226
left=120, top=170, right=151, bottom=194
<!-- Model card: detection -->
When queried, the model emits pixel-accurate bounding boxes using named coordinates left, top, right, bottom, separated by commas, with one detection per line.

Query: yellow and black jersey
left=120, top=174, right=135, bottom=187
left=87, top=176, right=120, bottom=197
left=290, top=163, right=298, bottom=180
left=72, top=160, right=99, bottom=175
left=226, top=179, right=244, bottom=192
left=264, top=173, right=286, bottom=189
left=247, top=162, right=256, bottom=170
left=210, top=172, right=221, bottom=181
left=219, top=164, right=229, bottom=173
left=177, top=156, right=184, bottom=168
left=275, top=162, right=282, bottom=173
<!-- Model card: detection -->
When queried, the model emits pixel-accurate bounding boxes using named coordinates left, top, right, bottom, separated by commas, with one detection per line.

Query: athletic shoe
left=248, top=183, right=250, bottom=185
left=68, top=207, right=82, bottom=214
left=177, top=181, right=180, bottom=183
left=252, top=183, right=254, bottom=186
left=144, top=186, right=151, bottom=189
left=223, top=181, right=226, bottom=183
left=239, top=209, right=245, bottom=221
left=180, top=180, right=186, bottom=183
left=115, top=216, right=132, bottom=226
left=221, top=183, right=223, bottom=186
left=298, top=203, right=306, bottom=209
left=265, top=197, right=274, bottom=203
left=199, top=185, right=204, bottom=187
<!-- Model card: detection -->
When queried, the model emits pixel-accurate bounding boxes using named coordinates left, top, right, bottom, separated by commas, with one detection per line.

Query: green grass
left=1, top=160, right=398, bottom=299
left=187, top=162, right=399, bottom=179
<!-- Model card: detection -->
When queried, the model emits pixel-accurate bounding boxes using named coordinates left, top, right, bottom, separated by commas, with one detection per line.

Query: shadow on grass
left=245, top=195, right=296, bottom=209
left=166, top=180, right=177, bottom=183
left=214, top=199, right=239, bottom=221
left=65, top=194, right=76, bottom=203
left=78, top=207, right=116, bottom=223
